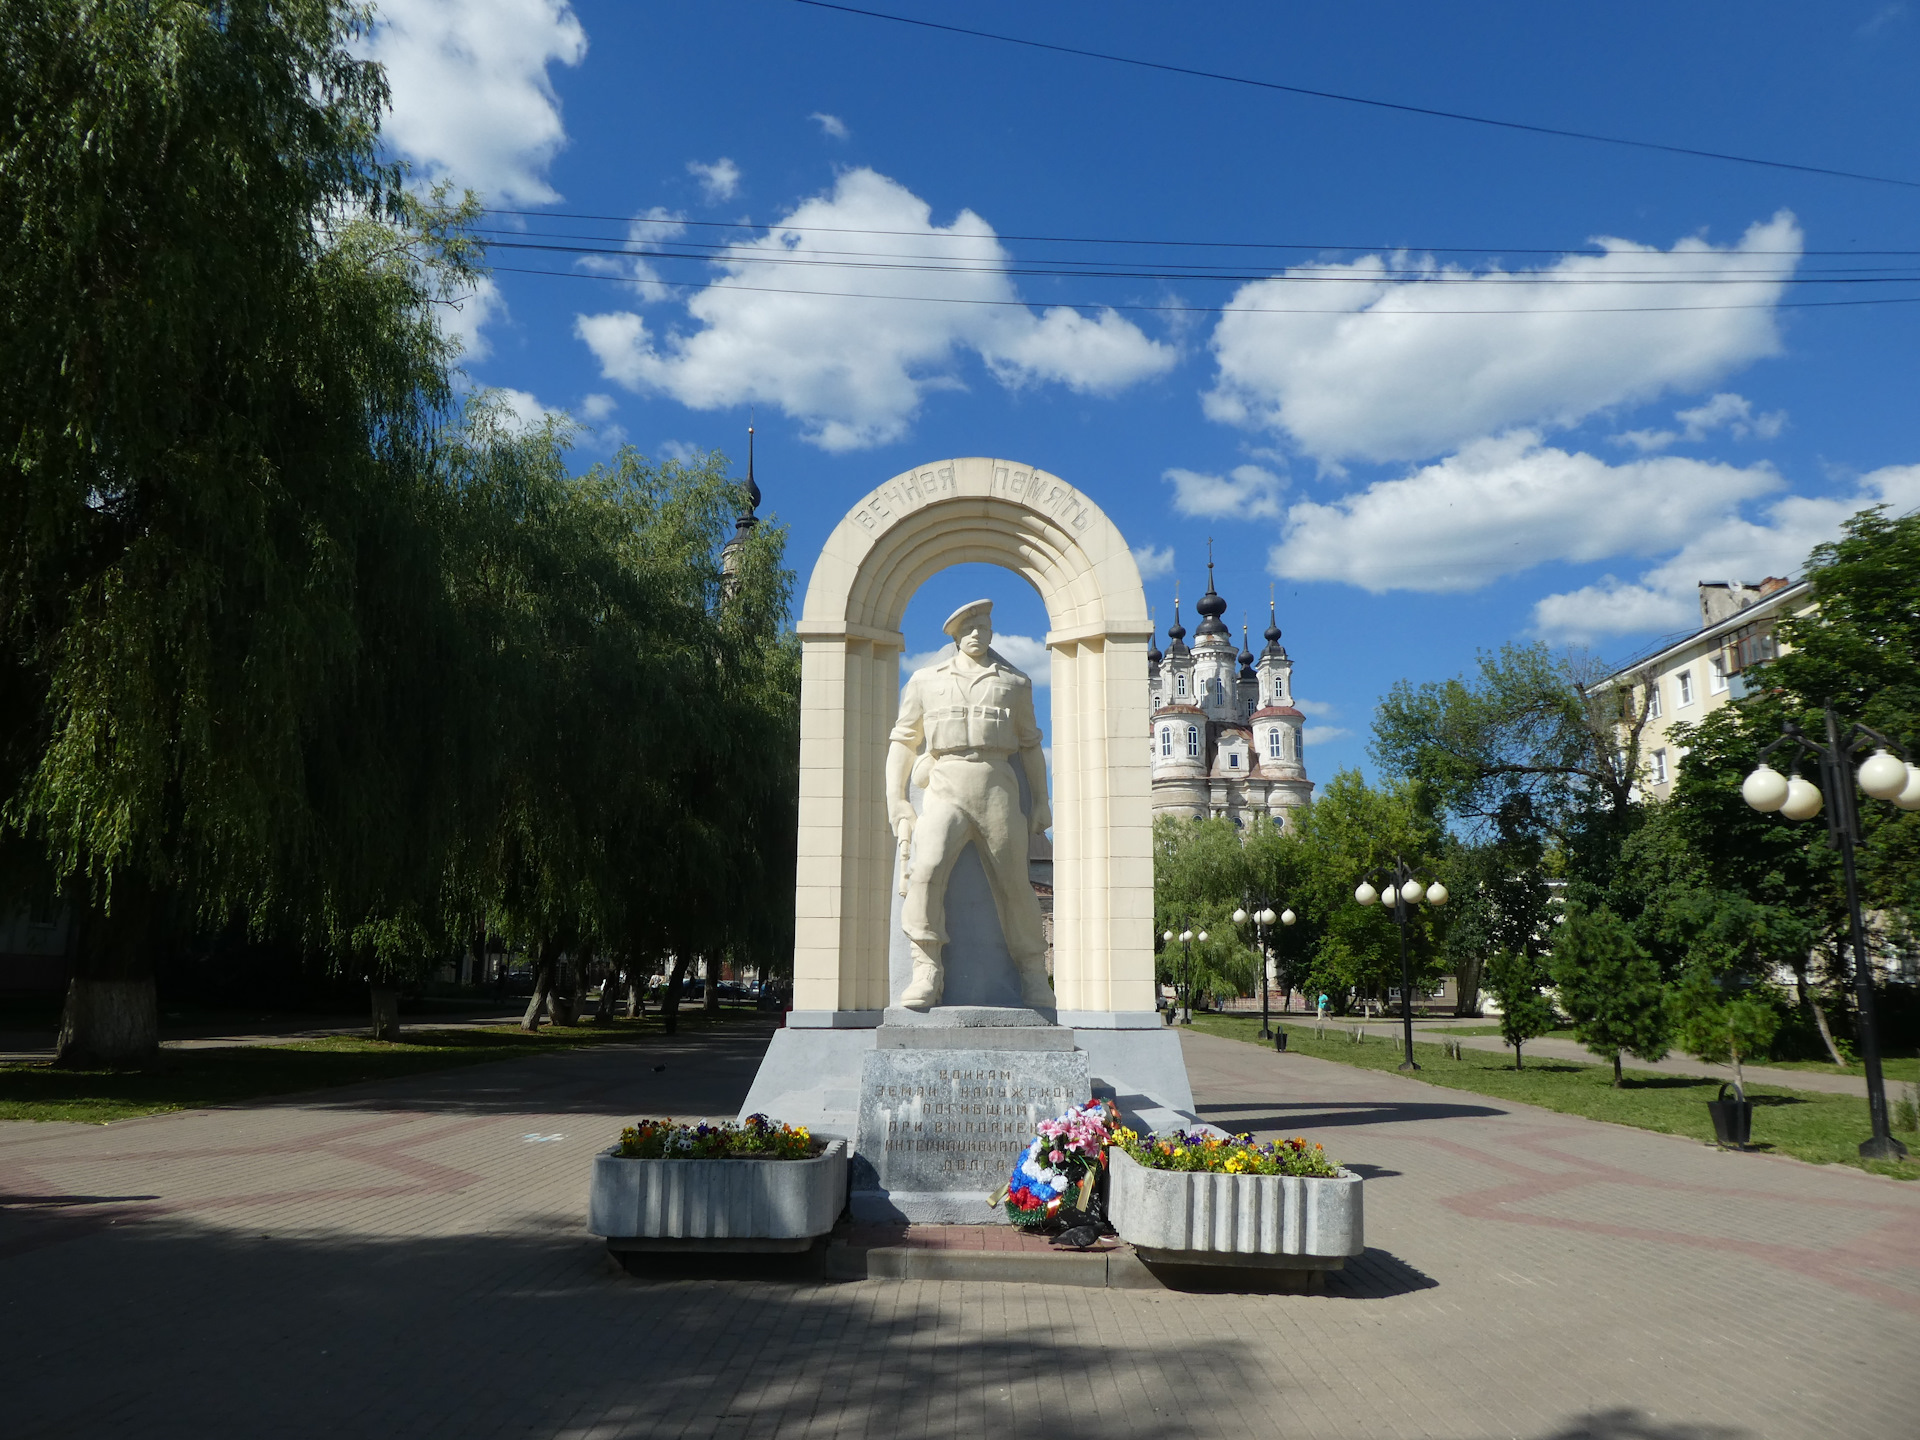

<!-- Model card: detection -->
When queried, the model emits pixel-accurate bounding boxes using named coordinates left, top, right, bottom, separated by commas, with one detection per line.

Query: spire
left=1238, top=617, right=1255, bottom=676
left=1193, top=538, right=1229, bottom=639
left=1262, top=587, right=1286, bottom=658
left=1165, top=584, right=1189, bottom=655
left=1147, top=606, right=1162, bottom=665
left=732, top=421, right=761, bottom=539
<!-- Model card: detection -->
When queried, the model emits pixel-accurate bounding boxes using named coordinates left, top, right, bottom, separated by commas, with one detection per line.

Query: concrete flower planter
left=1107, top=1148, right=1363, bottom=1268
left=589, top=1139, right=848, bottom=1253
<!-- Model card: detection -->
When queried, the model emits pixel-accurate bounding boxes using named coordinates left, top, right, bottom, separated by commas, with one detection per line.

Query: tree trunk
left=625, top=979, right=641, bottom=1020
left=1514, top=1041, right=1524, bottom=1070
left=549, top=957, right=577, bottom=1026
left=1612, top=1051, right=1624, bottom=1087
left=704, top=952, right=721, bottom=1015
left=1796, top=964, right=1847, bottom=1067
left=594, top=966, right=620, bottom=1026
left=370, top=985, right=401, bottom=1042
left=521, top=940, right=560, bottom=1031
left=658, top=951, right=692, bottom=1035
left=1455, top=953, right=1485, bottom=1018
left=53, top=883, right=161, bottom=1069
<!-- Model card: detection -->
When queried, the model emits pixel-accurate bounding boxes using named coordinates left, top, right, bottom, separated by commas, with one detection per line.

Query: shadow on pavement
left=1324, top=1246, right=1440, bottom=1299
left=0, top=1217, right=1243, bottom=1439
left=1195, top=1099, right=1508, bottom=1129
left=1525, top=1410, right=1749, bottom=1440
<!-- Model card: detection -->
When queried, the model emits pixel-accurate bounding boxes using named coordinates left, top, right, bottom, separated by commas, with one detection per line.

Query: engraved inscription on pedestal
left=852, top=1046, right=1090, bottom=1223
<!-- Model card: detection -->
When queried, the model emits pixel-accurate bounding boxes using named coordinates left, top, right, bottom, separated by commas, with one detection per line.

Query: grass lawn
left=0, top=1008, right=768, bottom=1125
left=1406, top=1022, right=1920, bottom=1083
left=1188, top=1013, right=1920, bottom=1181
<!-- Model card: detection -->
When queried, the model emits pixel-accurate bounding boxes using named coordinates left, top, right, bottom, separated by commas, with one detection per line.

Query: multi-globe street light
left=1233, top=898, right=1296, bottom=1041
left=1742, top=702, right=1920, bottom=1161
left=1354, top=856, right=1450, bottom=1072
left=1160, top=922, right=1210, bottom=1025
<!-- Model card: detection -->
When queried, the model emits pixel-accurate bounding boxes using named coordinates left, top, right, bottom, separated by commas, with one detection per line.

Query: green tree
left=1668, top=967, right=1782, bottom=1099
left=1483, top=948, right=1556, bottom=1069
left=1549, top=907, right=1671, bottom=1086
left=1153, top=816, right=1258, bottom=1007
left=1288, top=770, right=1443, bottom=1015
left=1372, top=642, right=1655, bottom=855
left=1, top=0, right=474, bottom=1064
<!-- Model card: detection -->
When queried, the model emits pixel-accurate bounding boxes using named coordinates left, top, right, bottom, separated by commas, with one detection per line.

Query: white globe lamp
left=1232, top=908, right=1248, bottom=925
left=1426, top=882, right=1449, bottom=907
left=1896, top=764, right=1920, bottom=812
left=1258, top=907, right=1277, bottom=926
left=1355, top=882, right=1377, bottom=906
left=1781, top=775, right=1825, bottom=821
left=1400, top=878, right=1426, bottom=905
left=1280, top=908, right=1296, bottom=926
left=1197, top=930, right=1209, bottom=944
left=1741, top=765, right=1790, bottom=812
left=1858, top=749, right=1910, bottom=801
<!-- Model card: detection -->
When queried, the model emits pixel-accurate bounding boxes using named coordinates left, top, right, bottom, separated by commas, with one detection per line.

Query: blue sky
left=361, top=1, right=1920, bottom=779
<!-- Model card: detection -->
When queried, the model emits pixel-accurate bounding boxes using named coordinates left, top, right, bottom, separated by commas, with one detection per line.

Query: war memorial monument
left=740, top=457, right=1195, bottom=1222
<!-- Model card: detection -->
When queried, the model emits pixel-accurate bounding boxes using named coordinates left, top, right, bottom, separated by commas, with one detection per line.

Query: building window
left=1730, top=620, right=1776, bottom=673
left=1267, top=728, right=1282, bottom=759
left=1646, top=682, right=1662, bottom=719
left=1159, top=726, right=1172, bottom=758
left=1206, top=677, right=1223, bottom=707
left=1677, top=669, right=1694, bottom=706
left=1229, top=752, right=1240, bottom=768
left=1175, top=673, right=1187, bottom=697
left=1186, top=725, right=1200, bottom=758
left=1651, top=748, right=1669, bottom=785
left=1710, top=655, right=1728, bottom=694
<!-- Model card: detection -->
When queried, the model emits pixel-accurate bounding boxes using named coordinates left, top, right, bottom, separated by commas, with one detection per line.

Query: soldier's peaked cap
left=942, top=598, right=994, bottom=639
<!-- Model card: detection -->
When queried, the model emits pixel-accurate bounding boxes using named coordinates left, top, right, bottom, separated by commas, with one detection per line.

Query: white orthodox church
left=1147, top=558, right=1313, bottom=830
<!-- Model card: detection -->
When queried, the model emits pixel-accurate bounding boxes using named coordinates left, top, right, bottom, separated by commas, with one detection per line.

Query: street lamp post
left=1234, top=898, right=1294, bottom=1039
left=1160, top=922, right=1206, bottom=1025
left=1743, top=701, right=1920, bottom=1161
left=1355, top=856, right=1450, bottom=1072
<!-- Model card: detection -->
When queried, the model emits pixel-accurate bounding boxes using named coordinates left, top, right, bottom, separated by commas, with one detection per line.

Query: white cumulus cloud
left=358, top=0, right=587, bottom=206
left=1614, top=392, right=1788, bottom=453
left=687, top=157, right=741, bottom=203
left=1132, top=544, right=1176, bottom=581
left=1302, top=726, right=1350, bottom=747
left=810, top=112, right=850, bottom=139
left=1205, top=212, right=1801, bottom=465
left=574, top=168, right=1176, bottom=451
left=1164, top=464, right=1286, bottom=520
left=1532, top=463, right=1920, bottom=642
left=1268, top=432, right=1783, bottom=594
left=439, top=273, right=506, bottom=361
left=577, top=393, right=618, bottom=422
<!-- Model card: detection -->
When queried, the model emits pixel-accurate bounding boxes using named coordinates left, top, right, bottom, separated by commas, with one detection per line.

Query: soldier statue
left=887, top=599, right=1055, bottom=1011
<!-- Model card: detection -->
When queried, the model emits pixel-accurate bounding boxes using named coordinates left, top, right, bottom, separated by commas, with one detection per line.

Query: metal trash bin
left=1706, top=1082, right=1753, bottom=1149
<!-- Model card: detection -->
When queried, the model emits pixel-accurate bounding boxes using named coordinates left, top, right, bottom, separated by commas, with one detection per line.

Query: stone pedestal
left=851, top=1006, right=1089, bottom=1223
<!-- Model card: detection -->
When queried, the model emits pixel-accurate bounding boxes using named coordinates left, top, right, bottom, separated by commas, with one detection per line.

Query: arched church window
left=1175, top=673, right=1187, bottom=697
left=1186, top=725, right=1200, bottom=758
left=1159, top=727, right=1172, bottom=758
left=1267, top=728, right=1282, bottom=759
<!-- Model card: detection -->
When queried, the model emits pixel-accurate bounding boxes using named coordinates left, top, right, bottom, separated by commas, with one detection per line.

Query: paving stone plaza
left=3, top=1021, right=1915, bottom=1440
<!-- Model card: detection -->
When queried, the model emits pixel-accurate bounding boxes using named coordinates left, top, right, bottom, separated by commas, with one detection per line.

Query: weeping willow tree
left=1, top=1, right=805, bottom=1064
left=1, top=0, right=477, bottom=1064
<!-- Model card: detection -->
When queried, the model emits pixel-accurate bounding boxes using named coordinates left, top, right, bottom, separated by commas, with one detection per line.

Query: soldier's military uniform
left=890, top=618, right=1052, bottom=1010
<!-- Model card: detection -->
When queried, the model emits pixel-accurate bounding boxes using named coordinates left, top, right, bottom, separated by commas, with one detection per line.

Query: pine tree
left=1549, top=906, right=1670, bottom=1086
left=1483, top=948, right=1556, bottom=1069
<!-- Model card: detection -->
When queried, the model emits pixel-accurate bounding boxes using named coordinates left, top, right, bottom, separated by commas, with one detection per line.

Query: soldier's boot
left=899, top=944, right=944, bottom=1011
left=1014, top=953, right=1056, bottom=1011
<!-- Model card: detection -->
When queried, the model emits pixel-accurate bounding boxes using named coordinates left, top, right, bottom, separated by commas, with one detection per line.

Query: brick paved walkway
left=2, top=1023, right=1916, bottom=1439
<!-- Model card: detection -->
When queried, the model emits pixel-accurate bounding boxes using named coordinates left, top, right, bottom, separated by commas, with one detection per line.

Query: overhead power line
left=484, top=261, right=1920, bottom=315
left=479, top=209, right=1916, bottom=260
left=782, top=0, right=1920, bottom=191
left=468, top=233, right=1912, bottom=287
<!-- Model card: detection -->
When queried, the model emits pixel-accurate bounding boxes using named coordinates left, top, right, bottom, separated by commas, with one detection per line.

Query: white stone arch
left=791, top=457, right=1155, bottom=1021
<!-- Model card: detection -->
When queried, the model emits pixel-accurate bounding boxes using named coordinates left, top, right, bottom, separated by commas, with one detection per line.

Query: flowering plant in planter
left=993, top=1098, right=1118, bottom=1230
left=1112, top=1126, right=1341, bottom=1178
left=615, top=1113, right=817, bottom=1160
